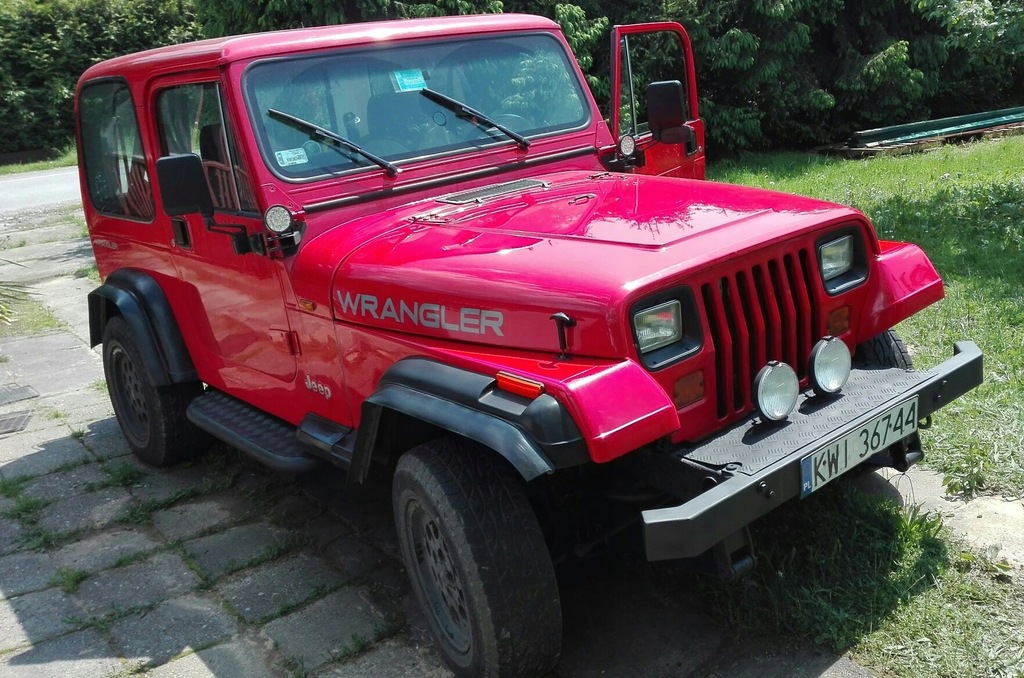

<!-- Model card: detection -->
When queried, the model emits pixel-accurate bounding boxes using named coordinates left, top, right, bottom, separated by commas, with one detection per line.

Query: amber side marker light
left=827, top=305, right=851, bottom=336
left=673, top=371, right=704, bottom=409
left=496, top=372, right=545, bottom=399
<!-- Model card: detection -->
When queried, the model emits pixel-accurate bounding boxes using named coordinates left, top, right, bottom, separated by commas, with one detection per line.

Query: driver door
left=611, top=23, right=706, bottom=180
left=151, top=77, right=298, bottom=388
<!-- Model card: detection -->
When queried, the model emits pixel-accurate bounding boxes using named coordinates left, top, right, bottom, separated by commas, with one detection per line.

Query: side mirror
left=156, top=153, right=214, bottom=220
left=646, top=80, right=693, bottom=146
left=155, top=153, right=257, bottom=255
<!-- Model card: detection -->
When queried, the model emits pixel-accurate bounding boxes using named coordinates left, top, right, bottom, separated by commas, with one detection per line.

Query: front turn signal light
left=827, top=305, right=851, bottom=336
left=673, top=371, right=705, bottom=409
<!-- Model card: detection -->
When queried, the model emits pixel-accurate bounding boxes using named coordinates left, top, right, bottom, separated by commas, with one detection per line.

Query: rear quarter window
left=78, top=80, right=154, bottom=220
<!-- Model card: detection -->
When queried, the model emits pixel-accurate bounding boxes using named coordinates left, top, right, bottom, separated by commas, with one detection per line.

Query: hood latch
left=549, top=312, right=577, bottom=360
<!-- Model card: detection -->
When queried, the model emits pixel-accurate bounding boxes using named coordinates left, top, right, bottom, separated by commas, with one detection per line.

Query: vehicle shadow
left=683, top=474, right=948, bottom=659
left=548, top=470, right=940, bottom=677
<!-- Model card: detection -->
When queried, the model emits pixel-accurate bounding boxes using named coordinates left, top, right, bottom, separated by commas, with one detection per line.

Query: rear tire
left=102, top=317, right=203, bottom=466
left=854, top=329, right=913, bottom=369
left=393, top=437, right=561, bottom=677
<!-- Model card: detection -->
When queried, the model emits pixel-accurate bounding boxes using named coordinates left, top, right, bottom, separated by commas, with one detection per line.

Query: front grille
left=701, top=249, right=819, bottom=419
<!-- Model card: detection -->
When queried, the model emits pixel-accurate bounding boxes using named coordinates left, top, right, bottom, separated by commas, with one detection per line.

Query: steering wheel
left=493, top=113, right=530, bottom=129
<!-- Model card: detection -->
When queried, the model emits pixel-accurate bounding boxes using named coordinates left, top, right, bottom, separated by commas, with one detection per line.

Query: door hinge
left=270, top=329, right=301, bottom=356
left=285, top=330, right=301, bottom=355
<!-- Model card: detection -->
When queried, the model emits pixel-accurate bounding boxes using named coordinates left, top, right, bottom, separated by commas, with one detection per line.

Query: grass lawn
left=0, top=295, right=66, bottom=338
left=702, top=136, right=1024, bottom=677
left=0, top=146, right=77, bottom=177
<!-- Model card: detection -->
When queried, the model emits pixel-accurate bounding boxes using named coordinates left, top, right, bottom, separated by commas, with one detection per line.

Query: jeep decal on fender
left=334, top=291, right=504, bottom=337
left=304, top=374, right=332, bottom=400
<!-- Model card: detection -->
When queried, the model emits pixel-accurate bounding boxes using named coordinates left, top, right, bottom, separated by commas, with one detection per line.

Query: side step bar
left=187, top=390, right=347, bottom=474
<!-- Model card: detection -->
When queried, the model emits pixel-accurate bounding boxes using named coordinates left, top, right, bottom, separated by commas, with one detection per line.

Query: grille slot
left=701, top=250, right=818, bottom=419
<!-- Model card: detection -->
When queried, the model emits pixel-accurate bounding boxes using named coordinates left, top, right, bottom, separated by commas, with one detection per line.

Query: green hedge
left=3, top=0, right=1022, bottom=156
left=0, top=0, right=200, bottom=155
left=618, top=0, right=1024, bottom=154
left=197, top=0, right=1024, bottom=154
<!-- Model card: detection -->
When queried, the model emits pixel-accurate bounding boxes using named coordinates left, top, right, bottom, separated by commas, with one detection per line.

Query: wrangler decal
left=335, top=291, right=504, bottom=336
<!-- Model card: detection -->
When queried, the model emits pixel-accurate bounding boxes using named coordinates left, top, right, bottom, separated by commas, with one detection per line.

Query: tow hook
left=892, top=440, right=925, bottom=473
left=891, top=437, right=925, bottom=473
left=860, top=433, right=925, bottom=473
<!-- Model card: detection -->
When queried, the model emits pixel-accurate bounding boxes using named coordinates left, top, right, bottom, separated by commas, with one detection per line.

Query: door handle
left=171, top=217, right=191, bottom=249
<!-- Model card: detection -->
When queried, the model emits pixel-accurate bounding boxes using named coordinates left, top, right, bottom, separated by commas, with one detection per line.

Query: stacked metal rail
left=822, top=106, right=1024, bottom=157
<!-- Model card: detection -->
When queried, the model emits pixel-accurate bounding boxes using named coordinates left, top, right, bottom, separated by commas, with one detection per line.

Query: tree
left=0, top=0, right=201, bottom=155
left=5, top=0, right=1023, bottom=157
left=196, top=0, right=504, bottom=36
left=917, top=0, right=1024, bottom=114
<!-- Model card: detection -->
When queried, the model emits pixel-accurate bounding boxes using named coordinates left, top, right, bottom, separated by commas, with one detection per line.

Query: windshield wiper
left=420, top=88, right=531, bottom=150
left=268, top=108, right=401, bottom=178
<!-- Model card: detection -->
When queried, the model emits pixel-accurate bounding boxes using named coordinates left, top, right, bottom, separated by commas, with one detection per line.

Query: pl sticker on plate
left=275, top=148, right=309, bottom=167
left=392, top=69, right=427, bottom=92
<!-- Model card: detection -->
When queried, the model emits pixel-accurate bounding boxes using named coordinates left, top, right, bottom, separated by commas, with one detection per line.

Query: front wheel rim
left=110, top=345, right=149, bottom=445
left=406, top=499, right=472, bottom=655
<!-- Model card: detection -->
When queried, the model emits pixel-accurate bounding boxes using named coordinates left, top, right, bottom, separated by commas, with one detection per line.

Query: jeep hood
left=322, top=171, right=860, bottom=357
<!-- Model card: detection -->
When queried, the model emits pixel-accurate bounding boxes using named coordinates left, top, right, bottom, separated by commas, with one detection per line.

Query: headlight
left=808, top=336, right=852, bottom=395
left=754, top=361, right=799, bottom=422
left=634, top=300, right=682, bottom=354
left=819, top=235, right=853, bottom=281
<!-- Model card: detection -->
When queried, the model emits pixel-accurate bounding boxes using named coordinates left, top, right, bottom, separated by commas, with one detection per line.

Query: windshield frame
left=241, top=31, right=593, bottom=183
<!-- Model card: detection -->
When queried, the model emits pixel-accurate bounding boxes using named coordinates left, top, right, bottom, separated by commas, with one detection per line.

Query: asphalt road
left=0, top=166, right=81, bottom=214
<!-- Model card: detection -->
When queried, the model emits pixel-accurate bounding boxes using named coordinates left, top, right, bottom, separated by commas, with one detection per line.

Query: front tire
left=102, top=317, right=203, bottom=466
left=854, top=329, right=913, bottom=369
left=393, top=438, right=561, bottom=677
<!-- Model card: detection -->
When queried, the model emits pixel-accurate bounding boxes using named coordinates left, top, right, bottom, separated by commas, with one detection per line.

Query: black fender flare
left=88, top=269, right=197, bottom=386
left=350, top=358, right=589, bottom=483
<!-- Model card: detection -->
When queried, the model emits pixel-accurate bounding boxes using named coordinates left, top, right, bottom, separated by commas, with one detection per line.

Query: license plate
left=800, top=398, right=918, bottom=497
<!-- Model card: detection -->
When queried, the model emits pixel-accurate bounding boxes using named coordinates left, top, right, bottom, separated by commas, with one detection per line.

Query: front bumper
left=642, top=341, right=983, bottom=561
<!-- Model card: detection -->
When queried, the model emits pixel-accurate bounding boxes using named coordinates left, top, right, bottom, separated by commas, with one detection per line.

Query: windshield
left=244, top=33, right=590, bottom=180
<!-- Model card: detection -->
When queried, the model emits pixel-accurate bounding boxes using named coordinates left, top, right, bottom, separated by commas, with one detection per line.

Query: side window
left=156, top=83, right=257, bottom=213
left=79, top=81, right=154, bottom=220
left=617, top=31, right=690, bottom=136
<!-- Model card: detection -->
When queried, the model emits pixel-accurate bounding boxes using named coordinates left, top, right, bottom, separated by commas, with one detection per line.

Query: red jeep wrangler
left=76, top=14, right=982, bottom=677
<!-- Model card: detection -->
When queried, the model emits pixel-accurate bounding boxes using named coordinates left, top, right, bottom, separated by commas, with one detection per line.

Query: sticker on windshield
left=275, top=148, right=309, bottom=167
left=392, top=69, right=427, bottom=92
